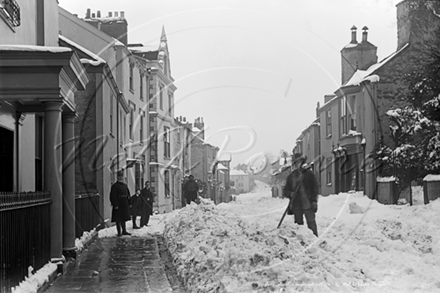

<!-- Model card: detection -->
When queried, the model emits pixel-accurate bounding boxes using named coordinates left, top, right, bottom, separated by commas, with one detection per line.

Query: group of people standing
left=110, top=152, right=319, bottom=238
left=109, top=171, right=154, bottom=237
left=110, top=172, right=200, bottom=236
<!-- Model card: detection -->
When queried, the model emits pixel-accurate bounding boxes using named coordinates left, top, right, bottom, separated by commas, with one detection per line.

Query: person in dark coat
left=283, top=153, right=319, bottom=236
left=110, top=171, right=131, bottom=236
left=183, top=175, right=199, bottom=205
left=140, top=181, right=154, bottom=227
left=130, top=189, right=141, bottom=229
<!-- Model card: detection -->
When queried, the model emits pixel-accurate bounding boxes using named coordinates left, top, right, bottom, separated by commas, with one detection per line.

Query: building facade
left=312, top=0, right=440, bottom=197
left=0, top=0, right=89, bottom=261
left=230, top=170, right=253, bottom=194
left=59, top=8, right=151, bottom=221
left=130, top=28, right=178, bottom=213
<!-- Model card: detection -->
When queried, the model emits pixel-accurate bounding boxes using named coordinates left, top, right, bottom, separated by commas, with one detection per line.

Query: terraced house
left=59, top=8, right=151, bottom=222
left=129, top=28, right=179, bottom=213
left=296, top=0, right=440, bottom=198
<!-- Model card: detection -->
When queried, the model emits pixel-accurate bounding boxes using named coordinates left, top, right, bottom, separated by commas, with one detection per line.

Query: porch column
left=44, top=102, right=64, bottom=261
left=62, top=113, right=77, bottom=258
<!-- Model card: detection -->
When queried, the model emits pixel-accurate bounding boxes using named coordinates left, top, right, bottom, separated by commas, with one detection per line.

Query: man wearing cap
left=283, top=153, right=319, bottom=236
left=110, top=171, right=131, bottom=236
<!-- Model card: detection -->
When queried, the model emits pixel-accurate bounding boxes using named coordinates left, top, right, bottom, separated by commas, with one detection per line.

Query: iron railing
left=75, top=193, right=101, bottom=238
left=0, top=191, right=51, bottom=293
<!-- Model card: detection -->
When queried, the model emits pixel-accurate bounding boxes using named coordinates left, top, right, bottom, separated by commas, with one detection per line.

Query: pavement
left=44, top=235, right=185, bottom=293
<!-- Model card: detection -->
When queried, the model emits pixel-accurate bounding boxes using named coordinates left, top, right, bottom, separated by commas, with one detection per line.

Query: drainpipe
left=116, top=93, right=120, bottom=171
left=15, top=112, right=20, bottom=191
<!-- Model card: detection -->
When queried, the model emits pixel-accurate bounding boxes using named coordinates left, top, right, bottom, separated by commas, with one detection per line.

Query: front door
left=0, top=127, right=14, bottom=191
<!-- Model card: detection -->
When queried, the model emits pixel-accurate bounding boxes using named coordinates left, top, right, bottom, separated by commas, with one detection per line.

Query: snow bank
left=11, top=263, right=57, bottom=293
left=164, top=200, right=347, bottom=292
left=164, top=182, right=440, bottom=293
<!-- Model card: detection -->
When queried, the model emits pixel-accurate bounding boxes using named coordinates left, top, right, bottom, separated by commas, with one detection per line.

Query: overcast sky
left=59, top=0, right=400, bottom=168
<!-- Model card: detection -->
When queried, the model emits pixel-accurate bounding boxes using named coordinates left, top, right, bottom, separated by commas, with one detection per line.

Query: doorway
left=0, top=127, right=14, bottom=191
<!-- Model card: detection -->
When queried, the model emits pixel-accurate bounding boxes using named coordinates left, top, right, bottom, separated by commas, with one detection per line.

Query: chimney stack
left=86, top=8, right=91, bottom=19
left=362, top=26, right=368, bottom=42
left=351, top=25, right=357, bottom=43
left=97, top=10, right=101, bottom=18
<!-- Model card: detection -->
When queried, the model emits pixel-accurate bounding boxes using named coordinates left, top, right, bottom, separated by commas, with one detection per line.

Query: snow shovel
left=277, top=198, right=292, bottom=229
left=277, top=174, right=302, bottom=229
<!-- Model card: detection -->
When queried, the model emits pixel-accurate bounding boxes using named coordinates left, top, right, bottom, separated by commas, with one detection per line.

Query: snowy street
left=158, top=181, right=440, bottom=292
left=12, top=181, right=440, bottom=293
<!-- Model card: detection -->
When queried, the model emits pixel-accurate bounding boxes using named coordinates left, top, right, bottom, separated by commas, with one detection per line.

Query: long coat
left=110, top=181, right=131, bottom=222
left=140, top=188, right=154, bottom=217
left=283, top=168, right=319, bottom=211
left=183, top=179, right=199, bottom=202
left=129, top=194, right=141, bottom=217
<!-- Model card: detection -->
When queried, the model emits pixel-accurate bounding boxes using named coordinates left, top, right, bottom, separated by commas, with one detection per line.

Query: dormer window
left=0, top=0, right=20, bottom=28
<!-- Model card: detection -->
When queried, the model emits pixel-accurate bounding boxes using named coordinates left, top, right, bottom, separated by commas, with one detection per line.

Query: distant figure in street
left=283, top=153, right=319, bottom=236
left=140, top=181, right=154, bottom=227
left=110, top=171, right=131, bottom=236
left=183, top=175, right=199, bottom=205
left=130, top=189, right=141, bottom=229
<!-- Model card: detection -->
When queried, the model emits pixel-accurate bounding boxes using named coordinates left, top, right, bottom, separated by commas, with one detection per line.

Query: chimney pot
left=115, top=11, right=119, bottom=17
left=121, top=11, right=125, bottom=18
left=351, top=25, right=357, bottom=44
left=362, top=26, right=369, bottom=42
left=86, top=8, right=91, bottom=19
left=92, top=13, right=96, bottom=18
left=109, top=12, right=113, bottom=17
left=97, top=10, right=101, bottom=18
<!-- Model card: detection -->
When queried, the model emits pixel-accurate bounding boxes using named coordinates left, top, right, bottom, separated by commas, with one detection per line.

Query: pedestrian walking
left=183, top=175, right=199, bottom=205
left=110, top=171, right=131, bottom=236
left=140, top=181, right=154, bottom=227
left=282, top=153, right=319, bottom=236
left=130, top=189, right=141, bottom=229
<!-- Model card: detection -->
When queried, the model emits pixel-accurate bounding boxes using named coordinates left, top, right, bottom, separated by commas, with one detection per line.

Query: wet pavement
left=44, top=235, right=184, bottom=293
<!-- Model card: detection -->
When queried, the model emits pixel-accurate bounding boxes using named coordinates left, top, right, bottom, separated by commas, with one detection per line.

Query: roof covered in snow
left=230, top=169, right=247, bottom=176
left=342, top=43, right=409, bottom=88
left=59, top=35, right=106, bottom=65
left=128, top=45, right=158, bottom=53
left=0, top=44, right=72, bottom=53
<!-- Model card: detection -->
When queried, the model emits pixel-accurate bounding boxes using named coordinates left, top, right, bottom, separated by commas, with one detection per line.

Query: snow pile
left=75, top=229, right=96, bottom=252
left=164, top=181, right=440, bottom=293
left=11, top=263, right=57, bottom=293
left=164, top=200, right=346, bottom=292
